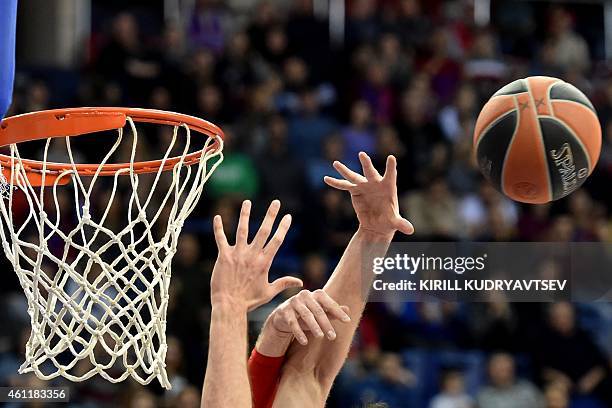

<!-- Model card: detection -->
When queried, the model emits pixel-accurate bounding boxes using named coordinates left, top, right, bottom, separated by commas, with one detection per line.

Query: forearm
left=287, top=228, right=392, bottom=382
left=202, top=300, right=252, bottom=408
left=324, top=227, right=394, bottom=322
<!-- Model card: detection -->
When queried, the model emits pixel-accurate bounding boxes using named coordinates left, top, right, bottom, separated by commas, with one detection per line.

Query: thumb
left=269, top=276, right=303, bottom=296
left=395, top=217, right=414, bottom=235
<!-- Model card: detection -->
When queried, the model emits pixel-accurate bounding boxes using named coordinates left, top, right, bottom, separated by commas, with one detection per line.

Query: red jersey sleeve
left=248, top=349, right=285, bottom=408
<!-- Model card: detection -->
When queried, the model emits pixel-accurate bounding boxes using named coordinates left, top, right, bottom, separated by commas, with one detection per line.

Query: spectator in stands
left=127, top=389, right=157, bottom=408
left=247, top=0, right=281, bottom=56
left=545, top=215, right=576, bottom=242
left=543, top=382, right=570, bottom=408
left=351, top=353, right=415, bottom=408
left=187, top=0, right=232, bottom=54
left=377, top=33, right=412, bottom=88
left=169, top=385, right=201, bottom=408
left=168, top=233, right=210, bottom=385
left=346, top=0, right=379, bottom=48
left=307, top=133, right=346, bottom=190
left=342, top=100, right=377, bottom=160
left=447, top=131, right=480, bottom=195
left=195, top=84, right=225, bottom=123
left=23, top=80, right=50, bottom=113
left=464, top=30, right=508, bottom=83
left=477, top=352, right=544, bottom=408
left=438, top=84, right=478, bottom=143
left=287, top=87, right=337, bottom=160
left=301, top=253, right=329, bottom=290
left=165, top=336, right=189, bottom=396
left=185, top=49, right=216, bottom=88
left=429, top=369, right=474, bottom=408
left=471, top=296, right=519, bottom=352
left=207, top=127, right=259, bottom=199
left=404, top=177, right=461, bottom=239
left=422, top=27, right=462, bottom=104
left=459, top=181, right=518, bottom=239
left=217, top=31, right=262, bottom=113
left=535, top=302, right=612, bottom=406
left=394, top=85, right=445, bottom=187
left=373, top=126, right=410, bottom=192
left=545, top=7, right=590, bottom=74
left=256, top=114, right=306, bottom=214
left=97, top=13, right=161, bottom=104
left=518, top=204, right=552, bottom=241
left=359, top=63, right=395, bottom=124
left=260, top=25, right=290, bottom=70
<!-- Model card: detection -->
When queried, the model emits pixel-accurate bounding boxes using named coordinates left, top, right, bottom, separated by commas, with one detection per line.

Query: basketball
left=474, top=76, right=601, bottom=204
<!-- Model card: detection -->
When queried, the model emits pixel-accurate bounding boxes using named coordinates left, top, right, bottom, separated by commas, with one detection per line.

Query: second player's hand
left=266, top=289, right=351, bottom=345
left=324, top=152, right=414, bottom=237
left=210, top=200, right=303, bottom=312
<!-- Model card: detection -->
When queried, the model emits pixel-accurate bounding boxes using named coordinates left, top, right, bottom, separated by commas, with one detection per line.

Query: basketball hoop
left=0, top=108, right=224, bottom=389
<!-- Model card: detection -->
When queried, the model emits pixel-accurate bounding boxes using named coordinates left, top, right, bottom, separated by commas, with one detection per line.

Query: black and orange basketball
left=473, top=76, right=601, bottom=204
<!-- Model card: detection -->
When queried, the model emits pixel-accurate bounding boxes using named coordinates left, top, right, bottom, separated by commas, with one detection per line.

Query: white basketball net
left=0, top=118, right=223, bottom=389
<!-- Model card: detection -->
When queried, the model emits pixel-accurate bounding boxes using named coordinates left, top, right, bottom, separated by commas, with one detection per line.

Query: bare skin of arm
left=273, top=153, right=414, bottom=406
left=201, top=200, right=303, bottom=408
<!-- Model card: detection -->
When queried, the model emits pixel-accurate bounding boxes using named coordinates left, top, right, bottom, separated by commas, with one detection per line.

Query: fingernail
left=298, top=336, right=308, bottom=345
left=342, top=315, right=351, bottom=322
left=327, top=330, right=336, bottom=340
left=315, top=329, right=324, bottom=338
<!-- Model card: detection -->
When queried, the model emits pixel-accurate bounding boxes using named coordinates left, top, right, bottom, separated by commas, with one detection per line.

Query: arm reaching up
left=201, top=200, right=303, bottom=408
left=275, top=153, right=414, bottom=405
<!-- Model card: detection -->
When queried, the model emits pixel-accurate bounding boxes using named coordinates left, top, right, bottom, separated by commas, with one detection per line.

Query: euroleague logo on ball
left=549, top=143, right=588, bottom=197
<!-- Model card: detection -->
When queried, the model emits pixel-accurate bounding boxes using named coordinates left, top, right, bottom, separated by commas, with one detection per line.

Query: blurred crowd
left=1, top=0, right=612, bottom=407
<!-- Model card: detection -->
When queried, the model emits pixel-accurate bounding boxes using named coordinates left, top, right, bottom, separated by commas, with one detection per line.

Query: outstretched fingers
left=383, top=155, right=397, bottom=184
left=264, top=214, right=292, bottom=257
left=252, top=200, right=281, bottom=248
left=384, top=155, right=397, bottom=183
left=235, top=200, right=251, bottom=246
left=212, top=215, right=229, bottom=250
left=358, top=152, right=381, bottom=181
left=333, top=160, right=367, bottom=184
left=323, top=176, right=356, bottom=191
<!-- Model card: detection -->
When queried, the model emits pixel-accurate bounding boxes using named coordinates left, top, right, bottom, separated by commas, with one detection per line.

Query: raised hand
left=267, top=289, right=351, bottom=345
left=210, top=199, right=303, bottom=312
left=324, top=152, right=414, bottom=237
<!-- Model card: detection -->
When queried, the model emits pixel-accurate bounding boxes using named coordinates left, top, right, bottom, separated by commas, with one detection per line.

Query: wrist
left=256, top=317, right=294, bottom=357
left=357, top=226, right=395, bottom=242
left=211, top=294, right=249, bottom=314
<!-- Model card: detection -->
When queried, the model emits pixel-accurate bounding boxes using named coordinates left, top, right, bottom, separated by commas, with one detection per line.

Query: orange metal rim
left=0, top=107, right=225, bottom=186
